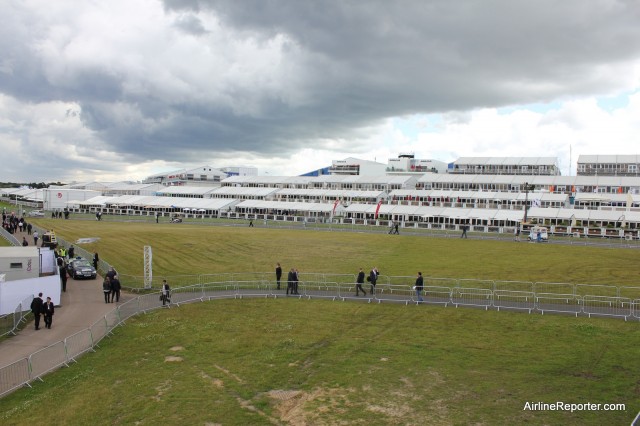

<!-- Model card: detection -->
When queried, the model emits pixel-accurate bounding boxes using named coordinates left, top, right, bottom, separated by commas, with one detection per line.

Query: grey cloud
left=2, top=0, right=640, bottom=181
left=173, top=14, right=208, bottom=35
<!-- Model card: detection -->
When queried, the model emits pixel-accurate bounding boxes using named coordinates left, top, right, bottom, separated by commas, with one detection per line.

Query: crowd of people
left=2, top=209, right=33, bottom=237
left=276, top=264, right=400, bottom=297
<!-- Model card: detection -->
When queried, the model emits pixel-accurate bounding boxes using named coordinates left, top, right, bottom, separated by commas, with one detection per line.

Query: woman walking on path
left=102, top=276, right=112, bottom=303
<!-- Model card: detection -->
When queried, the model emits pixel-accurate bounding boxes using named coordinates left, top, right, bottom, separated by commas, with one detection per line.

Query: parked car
left=67, top=257, right=97, bottom=280
left=27, top=210, right=45, bottom=217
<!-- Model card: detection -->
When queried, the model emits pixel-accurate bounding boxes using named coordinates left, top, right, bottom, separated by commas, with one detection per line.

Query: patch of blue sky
left=596, top=92, right=630, bottom=111
left=390, top=114, right=444, bottom=138
left=497, top=101, right=562, bottom=115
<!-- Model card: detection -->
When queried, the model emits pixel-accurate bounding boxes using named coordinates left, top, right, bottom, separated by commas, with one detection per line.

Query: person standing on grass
left=415, top=272, right=424, bottom=302
left=355, top=268, right=367, bottom=296
left=43, top=297, right=55, bottom=329
left=93, top=252, right=99, bottom=269
left=293, top=268, right=300, bottom=295
left=103, top=276, right=112, bottom=303
left=275, top=263, right=282, bottom=290
left=30, top=292, right=44, bottom=330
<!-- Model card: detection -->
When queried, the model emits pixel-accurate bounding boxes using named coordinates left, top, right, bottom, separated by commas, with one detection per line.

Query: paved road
left=0, top=230, right=131, bottom=368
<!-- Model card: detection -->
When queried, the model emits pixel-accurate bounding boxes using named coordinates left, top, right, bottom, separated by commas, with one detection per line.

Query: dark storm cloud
left=1, top=0, right=640, bottom=181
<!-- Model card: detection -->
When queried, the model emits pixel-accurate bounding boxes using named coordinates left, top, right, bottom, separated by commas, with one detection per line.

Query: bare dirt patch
left=267, top=387, right=357, bottom=425
left=164, top=356, right=183, bottom=362
left=169, top=346, right=184, bottom=352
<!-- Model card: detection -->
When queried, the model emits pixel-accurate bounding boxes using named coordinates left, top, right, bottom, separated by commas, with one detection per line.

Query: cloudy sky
left=1, top=0, right=640, bottom=183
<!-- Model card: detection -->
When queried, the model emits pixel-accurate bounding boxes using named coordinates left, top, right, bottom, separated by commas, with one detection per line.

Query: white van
left=528, top=226, right=548, bottom=242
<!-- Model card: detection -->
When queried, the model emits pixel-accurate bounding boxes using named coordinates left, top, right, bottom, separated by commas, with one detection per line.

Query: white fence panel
left=29, top=341, right=67, bottom=380
left=494, top=290, right=535, bottom=312
left=202, top=282, right=238, bottom=300
left=0, top=358, right=30, bottom=397
left=582, top=296, right=632, bottom=319
left=452, top=288, right=491, bottom=309
left=535, top=294, right=582, bottom=316
left=65, top=329, right=94, bottom=362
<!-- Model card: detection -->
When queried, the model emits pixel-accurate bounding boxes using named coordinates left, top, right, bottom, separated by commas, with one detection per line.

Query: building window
left=10, top=262, right=23, bottom=269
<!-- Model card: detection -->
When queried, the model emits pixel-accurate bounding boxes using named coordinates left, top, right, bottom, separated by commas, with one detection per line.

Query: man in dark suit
left=355, top=268, right=366, bottom=296
left=60, top=264, right=68, bottom=292
left=30, top=293, right=44, bottom=330
left=110, top=275, right=121, bottom=303
left=369, top=268, right=379, bottom=295
left=286, top=268, right=294, bottom=295
left=275, top=263, right=282, bottom=290
left=43, top=297, right=55, bottom=329
left=293, top=269, right=300, bottom=295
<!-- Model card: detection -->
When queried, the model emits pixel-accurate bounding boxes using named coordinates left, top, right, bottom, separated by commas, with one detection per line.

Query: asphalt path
left=0, top=230, right=132, bottom=368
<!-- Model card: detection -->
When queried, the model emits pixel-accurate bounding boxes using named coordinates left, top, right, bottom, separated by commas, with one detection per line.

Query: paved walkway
left=0, top=229, right=131, bottom=368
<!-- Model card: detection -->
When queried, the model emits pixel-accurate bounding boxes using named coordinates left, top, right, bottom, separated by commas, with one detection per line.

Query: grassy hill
left=0, top=218, right=638, bottom=424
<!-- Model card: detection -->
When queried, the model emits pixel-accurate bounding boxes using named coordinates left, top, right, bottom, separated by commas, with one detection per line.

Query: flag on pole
left=374, top=200, right=384, bottom=219
left=332, top=198, right=341, bottom=215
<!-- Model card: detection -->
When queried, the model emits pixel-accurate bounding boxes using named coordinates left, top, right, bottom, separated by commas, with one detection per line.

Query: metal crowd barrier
left=0, top=295, right=34, bottom=338
left=2, top=279, right=640, bottom=399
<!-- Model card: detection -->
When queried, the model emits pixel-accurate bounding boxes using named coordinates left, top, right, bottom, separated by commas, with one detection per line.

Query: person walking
left=293, top=269, right=300, bottom=295
left=93, top=252, right=99, bottom=269
left=60, top=263, right=68, bottom=292
left=461, top=224, right=468, bottom=238
left=42, top=297, right=55, bottom=329
left=161, top=280, right=171, bottom=306
left=414, top=272, right=424, bottom=302
left=26, top=222, right=32, bottom=235
left=68, top=245, right=75, bottom=259
left=355, top=268, right=367, bottom=296
left=102, top=277, right=112, bottom=303
left=394, top=222, right=399, bottom=235
left=275, top=263, right=282, bottom=290
left=111, top=275, right=121, bottom=303
left=30, top=293, right=44, bottom=330
left=33, top=230, right=39, bottom=246
left=286, top=268, right=294, bottom=295
left=369, top=267, right=379, bottom=295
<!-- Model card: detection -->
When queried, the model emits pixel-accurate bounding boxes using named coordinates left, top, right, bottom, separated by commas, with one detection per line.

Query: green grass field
left=0, top=218, right=639, bottom=424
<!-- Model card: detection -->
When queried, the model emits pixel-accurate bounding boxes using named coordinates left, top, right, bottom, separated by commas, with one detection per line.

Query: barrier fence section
left=2, top=279, right=640, bottom=398
left=0, top=294, right=34, bottom=338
